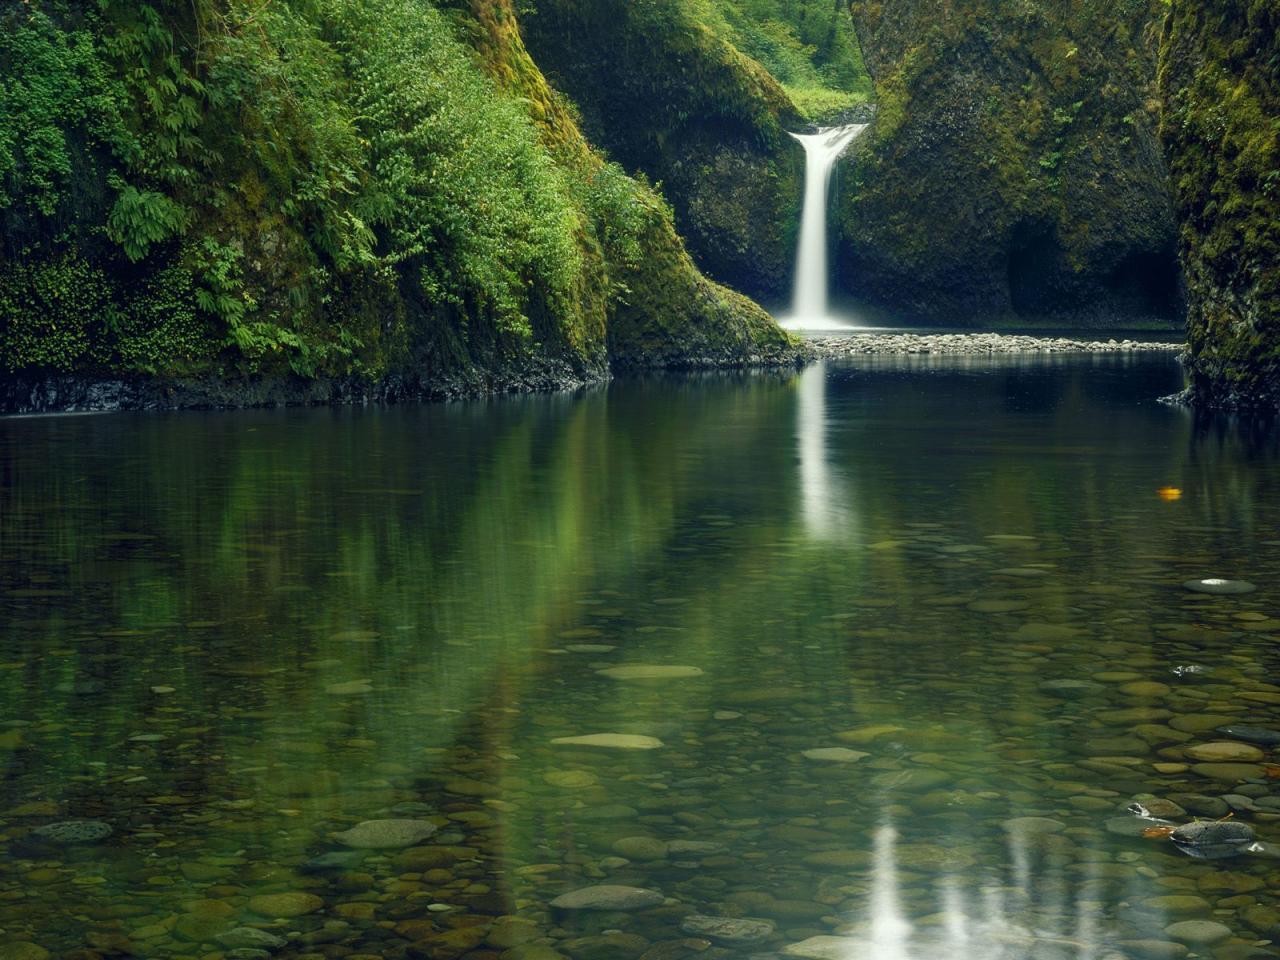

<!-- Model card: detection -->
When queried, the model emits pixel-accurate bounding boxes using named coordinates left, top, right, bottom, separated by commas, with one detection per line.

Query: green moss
left=0, top=0, right=791, bottom=389
left=519, top=0, right=806, bottom=299
left=1160, top=0, right=1280, bottom=408
left=839, top=0, right=1180, bottom=325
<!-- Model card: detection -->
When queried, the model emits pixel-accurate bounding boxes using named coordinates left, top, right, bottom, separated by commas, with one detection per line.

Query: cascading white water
left=784, top=123, right=867, bottom=330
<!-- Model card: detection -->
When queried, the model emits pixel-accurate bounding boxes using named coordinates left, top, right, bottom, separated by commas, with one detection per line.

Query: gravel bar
left=811, top=333, right=1183, bottom=357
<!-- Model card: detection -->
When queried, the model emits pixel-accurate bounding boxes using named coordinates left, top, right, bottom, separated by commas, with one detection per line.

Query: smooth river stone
left=549, top=885, right=664, bottom=911
left=1184, top=741, right=1265, bottom=762
left=1182, top=578, right=1257, bottom=595
left=1170, top=714, right=1238, bottom=734
left=596, top=665, right=703, bottom=680
left=1163, top=920, right=1233, bottom=946
left=248, top=892, right=324, bottom=917
left=679, top=916, right=775, bottom=944
left=551, top=733, right=664, bottom=750
left=783, top=936, right=866, bottom=958
left=802, top=748, right=869, bottom=763
left=1218, top=725, right=1280, bottom=746
left=1191, top=762, right=1267, bottom=781
left=333, top=819, right=438, bottom=849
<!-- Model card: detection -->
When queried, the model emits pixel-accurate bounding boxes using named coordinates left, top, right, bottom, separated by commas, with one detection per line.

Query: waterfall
left=784, top=123, right=867, bottom=330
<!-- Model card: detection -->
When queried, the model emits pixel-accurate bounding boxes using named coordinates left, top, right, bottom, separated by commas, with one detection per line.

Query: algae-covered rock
left=837, top=0, right=1181, bottom=327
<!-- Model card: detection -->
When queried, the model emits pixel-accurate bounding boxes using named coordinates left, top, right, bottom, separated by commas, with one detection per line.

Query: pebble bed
left=811, top=332, right=1183, bottom=357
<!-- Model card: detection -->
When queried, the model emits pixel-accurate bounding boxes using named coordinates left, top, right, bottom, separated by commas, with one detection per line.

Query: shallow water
left=3, top=354, right=1280, bottom=960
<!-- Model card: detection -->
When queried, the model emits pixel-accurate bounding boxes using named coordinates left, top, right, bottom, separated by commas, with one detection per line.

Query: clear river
left=3, top=351, right=1280, bottom=960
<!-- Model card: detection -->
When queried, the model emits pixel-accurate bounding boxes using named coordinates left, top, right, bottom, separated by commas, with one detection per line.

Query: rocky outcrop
left=1160, top=0, right=1280, bottom=411
left=519, top=0, right=806, bottom=301
left=838, top=0, right=1182, bottom=326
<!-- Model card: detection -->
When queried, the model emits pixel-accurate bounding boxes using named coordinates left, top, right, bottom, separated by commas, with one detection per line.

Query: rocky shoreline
left=810, top=332, right=1183, bottom=357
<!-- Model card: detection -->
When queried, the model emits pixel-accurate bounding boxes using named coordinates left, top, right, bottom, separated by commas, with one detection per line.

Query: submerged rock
left=679, top=916, right=775, bottom=944
left=551, top=733, right=664, bottom=749
left=333, top=819, right=438, bottom=849
left=1217, top=724, right=1280, bottom=746
left=1181, top=578, right=1257, bottom=595
left=29, top=820, right=112, bottom=844
left=595, top=665, right=704, bottom=680
left=549, top=885, right=664, bottom=911
left=1168, top=819, right=1257, bottom=859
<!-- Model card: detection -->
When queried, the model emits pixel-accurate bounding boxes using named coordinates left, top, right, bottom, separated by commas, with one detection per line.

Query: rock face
left=838, top=0, right=1181, bottom=326
left=1160, top=0, right=1280, bottom=411
left=520, top=0, right=805, bottom=301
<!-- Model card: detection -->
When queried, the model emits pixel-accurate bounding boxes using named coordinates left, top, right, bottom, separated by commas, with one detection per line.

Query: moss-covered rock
left=1159, top=0, right=1280, bottom=410
left=519, top=0, right=806, bottom=301
left=839, top=0, right=1182, bottom=326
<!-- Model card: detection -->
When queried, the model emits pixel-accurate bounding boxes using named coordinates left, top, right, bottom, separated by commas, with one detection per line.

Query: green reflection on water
left=2, top=355, right=1280, bottom=958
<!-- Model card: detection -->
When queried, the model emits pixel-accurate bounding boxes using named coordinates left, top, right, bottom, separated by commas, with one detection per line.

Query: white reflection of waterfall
left=794, top=820, right=1141, bottom=960
left=797, top=364, right=853, bottom=539
left=784, top=123, right=867, bottom=331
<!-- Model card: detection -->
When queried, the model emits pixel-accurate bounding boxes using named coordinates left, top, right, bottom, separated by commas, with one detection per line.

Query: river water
left=3, top=353, right=1280, bottom=960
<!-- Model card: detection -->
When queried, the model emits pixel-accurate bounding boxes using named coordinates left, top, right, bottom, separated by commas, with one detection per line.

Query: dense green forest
left=0, top=0, right=1277, bottom=409
left=0, top=0, right=790, bottom=400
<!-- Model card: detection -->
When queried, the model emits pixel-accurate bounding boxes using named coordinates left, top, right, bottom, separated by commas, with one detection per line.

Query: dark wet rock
left=1217, top=725, right=1280, bottom=747
left=549, top=885, right=664, bottom=911
left=562, top=933, right=650, bottom=960
left=301, top=849, right=370, bottom=873
left=679, top=916, right=775, bottom=944
left=1166, top=794, right=1232, bottom=818
left=1181, top=578, right=1257, bottom=595
left=29, top=821, right=112, bottom=844
left=1168, top=819, right=1256, bottom=859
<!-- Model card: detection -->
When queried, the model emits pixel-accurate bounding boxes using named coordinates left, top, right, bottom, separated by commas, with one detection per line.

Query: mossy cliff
left=518, top=0, right=807, bottom=302
left=1160, top=0, right=1280, bottom=411
left=839, top=0, right=1181, bottom=325
left=0, top=0, right=793, bottom=411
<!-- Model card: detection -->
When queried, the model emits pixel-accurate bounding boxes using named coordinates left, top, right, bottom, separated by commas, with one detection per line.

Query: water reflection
left=3, top=354, right=1280, bottom=959
left=820, top=822, right=1122, bottom=960
left=797, top=363, right=856, bottom=539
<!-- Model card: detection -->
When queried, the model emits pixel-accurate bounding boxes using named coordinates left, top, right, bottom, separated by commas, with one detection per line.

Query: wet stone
left=333, top=819, right=438, bottom=848
left=29, top=821, right=112, bottom=844
left=1183, top=741, right=1265, bottom=762
left=248, top=892, right=324, bottom=917
left=549, top=885, right=664, bottom=911
left=679, top=916, right=775, bottom=944
left=551, top=734, right=664, bottom=750
left=801, top=748, right=868, bottom=763
left=1218, top=725, right=1280, bottom=746
left=1182, top=579, right=1257, bottom=595
left=562, top=933, right=649, bottom=960
left=1162, top=920, right=1233, bottom=945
